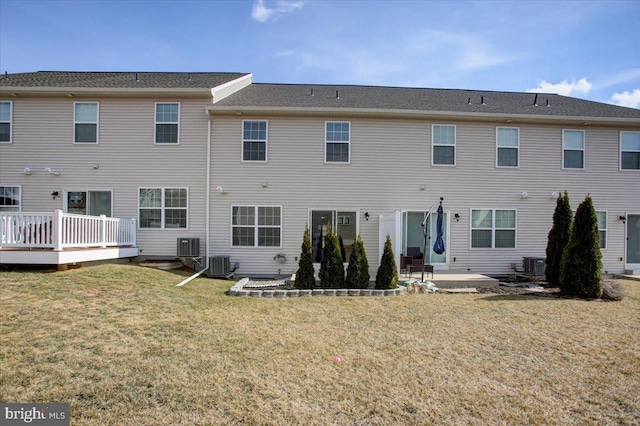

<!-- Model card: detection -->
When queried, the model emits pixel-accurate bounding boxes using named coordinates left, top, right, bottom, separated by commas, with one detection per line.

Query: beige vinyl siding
left=210, top=116, right=639, bottom=276
left=0, top=97, right=210, bottom=257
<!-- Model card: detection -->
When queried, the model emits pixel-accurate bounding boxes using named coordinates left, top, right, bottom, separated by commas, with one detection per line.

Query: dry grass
left=1, top=264, right=639, bottom=425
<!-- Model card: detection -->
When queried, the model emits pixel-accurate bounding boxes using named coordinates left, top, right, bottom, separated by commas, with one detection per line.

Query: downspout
left=176, top=114, right=212, bottom=287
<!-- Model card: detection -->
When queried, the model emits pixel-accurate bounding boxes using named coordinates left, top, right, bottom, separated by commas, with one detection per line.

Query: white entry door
left=626, top=214, right=640, bottom=270
left=379, top=211, right=402, bottom=270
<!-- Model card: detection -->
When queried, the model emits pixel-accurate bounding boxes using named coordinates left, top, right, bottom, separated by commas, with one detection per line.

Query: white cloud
left=276, top=49, right=294, bottom=57
left=252, top=0, right=304, bottom=23
left=609, top=89, right=640, bottom=109
left=526, top=78, right=592, bottom=96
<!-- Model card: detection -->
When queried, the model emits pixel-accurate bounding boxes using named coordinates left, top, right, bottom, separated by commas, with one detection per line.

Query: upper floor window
left=596, top=211, right=607, bottom=249
left=496, top=127, right=519, bottom=167
left=471, top=209, right=516, bottom=249
left=242, top=120, right=267, bottom=161
left=620, top=131, right=640, bottom=170
left=432, top=125, right=456, bottom=165
left=0, top=101, right=12, bottom=143
left=74, top=102, right=99, bottom=144
left=0, top=186, right=20, bottom=211
left=232, top=205, right=282, bottom=247
left=563, top=130, right=584, bottom=169
left=155, top=103, right=180, bottom=144
left=325, top=121, right=350, bottom=163
left=139, top=187, right=188, bottom=229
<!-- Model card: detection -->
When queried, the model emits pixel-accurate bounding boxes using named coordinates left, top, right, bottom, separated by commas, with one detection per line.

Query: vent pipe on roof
left=135, top=72, right=139, bottom=83
left=533, top=93, right=538, bottom=106
left=335, top=90, right=340, bottom=99
left=188, top=73, right=192, bottom=82
left=546, top=99, right=550, bottom=107
left=481, top=96, right=486, bottom=105
left=311, top=88, right=314, bottom=96
left=3, top=71, right=7, bottom=79
left=467, top=97, right=472, bottom=105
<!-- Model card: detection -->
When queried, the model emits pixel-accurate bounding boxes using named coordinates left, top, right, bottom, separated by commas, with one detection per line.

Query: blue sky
left=1, top=0, right=639, bottom=108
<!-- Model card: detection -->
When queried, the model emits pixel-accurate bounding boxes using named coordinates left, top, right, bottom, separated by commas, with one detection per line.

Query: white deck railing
left=0, top=210, right=136, bottom=250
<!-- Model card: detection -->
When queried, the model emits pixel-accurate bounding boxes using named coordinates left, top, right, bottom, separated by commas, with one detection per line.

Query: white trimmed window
left=242, top=120, right=268, bottom=161
left=325, top=121, right=350, bottom=163
left=596, top=211, right=607, bottom=249
left=563, top=130, right=584, bottom=169
left=139, top=188, right=188, bottom=228
left=0, top=101, right=12, bottom=143
left=620, top=131, right=640, bottom=170
left=0, top=186, right=21, bottom=211
left=496, top=127, right=519, bottom=167
left=155, top=103, right=180, bottom=144
left=232, top=206, right=282, bottom=247
left=74, top=102, right=99, bottom=143
left=471, top=209, right=516, bottom=249
left=432, top=125, right=456, bottom=165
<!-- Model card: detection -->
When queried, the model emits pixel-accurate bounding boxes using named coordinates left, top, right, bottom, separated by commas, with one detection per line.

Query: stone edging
left=228, top=278, right=406, bottom=298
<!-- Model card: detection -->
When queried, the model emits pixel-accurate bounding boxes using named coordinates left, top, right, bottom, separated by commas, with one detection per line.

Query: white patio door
left=401, top=210, right=449, bottom=270
left=626, top=214, right=640, bottom=270
left=64, top=190, right=113, bottom=217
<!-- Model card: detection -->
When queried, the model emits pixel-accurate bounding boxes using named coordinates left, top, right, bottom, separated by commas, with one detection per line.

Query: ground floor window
left=139, top=188, right=187, bottom=229
left=66, top=190, right=112, bottom=216
left=471, top=209, right=516, bottom=248
left=310, top=210, right=357, bottom=261
left=596, top=211, right=607, bottom=249
left=232, top=206, right=282, bottom=247
left=0, top=186, right=20, bottom=212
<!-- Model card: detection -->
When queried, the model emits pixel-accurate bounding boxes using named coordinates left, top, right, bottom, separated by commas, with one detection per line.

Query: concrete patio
left=401, top=270, right=499, bottom=288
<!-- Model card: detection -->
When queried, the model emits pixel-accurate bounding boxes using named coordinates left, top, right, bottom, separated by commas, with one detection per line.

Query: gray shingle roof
left=0, top=71, right=249, bottom=89
left=214, top=83, right=640, bottom=120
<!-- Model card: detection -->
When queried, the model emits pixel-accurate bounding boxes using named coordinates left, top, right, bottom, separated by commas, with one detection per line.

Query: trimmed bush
left=338, top=235, right=347, bottom=263
left=346, top=234, right=370, bottom=289
left=295, top=225, right=316, bottom=290
left=375, top=234, right=398, bottom=289
left=560, top=195, right=603, bottom=298
left=319, top=225, right=345, bottom=289
left=545, top=191, right=572, bottom=286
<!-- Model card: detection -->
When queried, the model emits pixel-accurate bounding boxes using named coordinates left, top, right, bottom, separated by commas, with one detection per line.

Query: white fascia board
left=205, top=105, right=640, bottom=127
left=210, top=74, right=253, bottom=104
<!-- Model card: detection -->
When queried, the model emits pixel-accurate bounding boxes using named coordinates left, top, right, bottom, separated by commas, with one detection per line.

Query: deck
left=1, top=211, right=138, bottom=266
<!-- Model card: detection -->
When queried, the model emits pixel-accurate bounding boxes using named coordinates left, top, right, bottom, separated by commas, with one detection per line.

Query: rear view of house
left=2, top=72, right=639, bottom=277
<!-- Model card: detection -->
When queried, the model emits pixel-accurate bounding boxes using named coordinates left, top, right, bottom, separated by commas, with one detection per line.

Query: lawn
left=1, top=264, right=639, bottom=425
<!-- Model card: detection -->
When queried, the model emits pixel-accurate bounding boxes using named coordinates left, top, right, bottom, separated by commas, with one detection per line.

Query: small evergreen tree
left=375, top=234, right=398, bottom=289
left=545, top=191, right=572, bottom=286
left=295, top=225, right=316, bottom=289
left=319, top=225, right=345, bottom=288
left=560, top=195, right=603, bottom=298
left=346, top=234, right=370, bottom=289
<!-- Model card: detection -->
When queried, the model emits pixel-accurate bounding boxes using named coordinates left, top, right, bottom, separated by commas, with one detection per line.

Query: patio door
left=402, top=210, right=449, bottom=270
left=64, top=190, right=112, bottom=217
left=626, top=214, right=640, bottom=270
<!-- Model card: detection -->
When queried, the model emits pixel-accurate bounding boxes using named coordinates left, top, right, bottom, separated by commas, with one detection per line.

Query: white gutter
left=176, top=115, right=213, bottom=287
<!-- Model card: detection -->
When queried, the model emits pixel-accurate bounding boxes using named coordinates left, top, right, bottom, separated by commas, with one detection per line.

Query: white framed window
left=471, top=209, right=516, bottom=249
left=0, top=101, right=12, bottom=143
left=74, top=102, right=99, bottom=144
left=231, top=205, right=282, bottom=247
left=309, top=209, right=358, bottom=261
left=496, top=127, right=519, bottom=167
left=596, top=211, right=607, bottom=249
left=0, top=186, right=21, bottom=211
left=64, top=190, right=112, bottom=217
left=139, top=188, right=188, bottom=229
left=563, top=129, right=585, bottom=169
left=325, top=121, right=350, bottom=163
left=242, top=120, right=268, bottom=161
left=155, top=103, right=180, bottom=144
left=620, top=131, right=640, bottom=170
left=432, top=124, right=456, bottom=165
